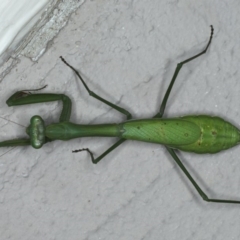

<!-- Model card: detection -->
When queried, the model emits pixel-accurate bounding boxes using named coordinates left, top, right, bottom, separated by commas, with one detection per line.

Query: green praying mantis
left=1, top=25, right=240, bottom=204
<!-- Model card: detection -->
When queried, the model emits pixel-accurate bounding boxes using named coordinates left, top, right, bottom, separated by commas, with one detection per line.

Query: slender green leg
left=60, top=56, right=132, bottom=120
left=0, top=86, right=73, bottom=147
left=167, top=147, right=240, bottom=204
left=60, top=57, right=132, bottom=163
left=153, top=26, right=240, bottom=204
left=72, top=139, right=126, bottom=164
left=153, top=25, right=214, bottom=118
left=0, top=139, right=31, bottom=147
left=7, top=87, right=72, bottom=122
left=2, top=91, right=72, bottom=147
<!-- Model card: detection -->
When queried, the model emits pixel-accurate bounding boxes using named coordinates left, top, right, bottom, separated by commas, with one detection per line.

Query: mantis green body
left=1, top=26, right=240, bottom=204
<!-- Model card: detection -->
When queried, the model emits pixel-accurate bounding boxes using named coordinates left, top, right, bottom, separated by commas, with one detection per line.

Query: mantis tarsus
left=1, top=25, right=240, bottom=204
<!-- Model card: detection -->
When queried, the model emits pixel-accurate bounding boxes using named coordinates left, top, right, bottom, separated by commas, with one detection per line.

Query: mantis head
left=26, top=115, right=46, bottom=149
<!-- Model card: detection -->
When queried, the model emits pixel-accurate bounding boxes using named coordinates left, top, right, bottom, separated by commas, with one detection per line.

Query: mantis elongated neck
left=45, top=122, right=122, bottom=140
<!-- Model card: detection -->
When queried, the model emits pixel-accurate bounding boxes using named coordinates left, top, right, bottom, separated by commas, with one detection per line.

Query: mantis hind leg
left=153, top=25, right=214, bottom=118
left=152, top=26, right=240, bottom=204
left=167, top=147, right=240, bottom=204
left=60, top=57, right=132, bottom=163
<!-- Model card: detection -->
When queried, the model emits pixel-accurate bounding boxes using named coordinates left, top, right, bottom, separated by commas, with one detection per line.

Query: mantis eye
left=26, top=115, right=45, bottom=149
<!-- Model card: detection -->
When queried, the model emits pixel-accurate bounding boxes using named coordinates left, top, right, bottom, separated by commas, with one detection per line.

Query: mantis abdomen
left=122, top=115, right=240, bottom=153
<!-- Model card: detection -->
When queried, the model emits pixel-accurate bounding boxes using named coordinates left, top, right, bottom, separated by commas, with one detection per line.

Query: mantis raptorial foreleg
left=60, top=56, right=132, bottom=163
left=1, top=86, right=72, bottom=147
left=7, top=88, right=72, bottom=122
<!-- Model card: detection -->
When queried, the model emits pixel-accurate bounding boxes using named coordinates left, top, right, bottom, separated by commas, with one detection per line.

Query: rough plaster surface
left=0, top=0, right=85, bottom=81
left=0, top=0, right=49, bottom=59
left=1, top=0, right=240, bottom=239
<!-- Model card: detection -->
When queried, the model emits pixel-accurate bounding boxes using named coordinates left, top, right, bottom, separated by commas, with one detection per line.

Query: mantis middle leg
left=153, top=25, right=214, bottom=119
left=60, top=57, right=132, bottom=164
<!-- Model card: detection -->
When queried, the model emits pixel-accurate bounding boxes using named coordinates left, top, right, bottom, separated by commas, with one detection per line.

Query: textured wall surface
left=1, top=1, right=240, bottom=239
